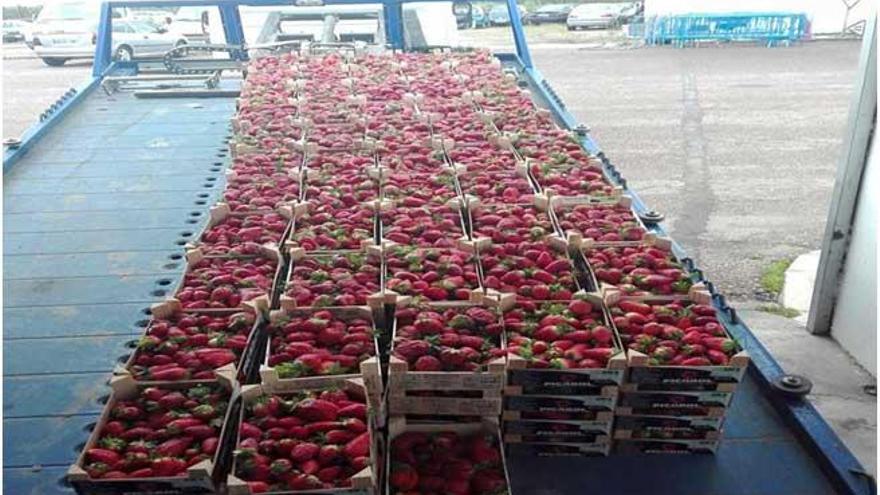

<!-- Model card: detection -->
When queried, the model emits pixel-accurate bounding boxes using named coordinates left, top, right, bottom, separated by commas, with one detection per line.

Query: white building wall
left=830, top=132, right=877, bottom=373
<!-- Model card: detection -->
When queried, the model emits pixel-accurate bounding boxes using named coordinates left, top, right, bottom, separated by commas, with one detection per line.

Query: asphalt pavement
left=531, top=41, right=861, bottom=299
left=3, top=43, right=92, bottom=140
left=2, top=39, right=863, bottom=300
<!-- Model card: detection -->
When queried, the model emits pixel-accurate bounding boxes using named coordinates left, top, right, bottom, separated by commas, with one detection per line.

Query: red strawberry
left=294, top=399, right=339, bottom=422
left=344, top=432, right=371, bottom=459
left=290, top=442, right=320, bottom=462
left=390, top=463, right=419, bottom=490
left=413, top=355, right=442, bottom=371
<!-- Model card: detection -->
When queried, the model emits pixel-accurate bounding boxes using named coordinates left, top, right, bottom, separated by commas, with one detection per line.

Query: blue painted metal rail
left=2, top=0, right=871, bottom=493
left=645, top=12, right=809, bottom=47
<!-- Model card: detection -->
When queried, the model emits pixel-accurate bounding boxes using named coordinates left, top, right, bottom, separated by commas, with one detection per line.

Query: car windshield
left=130, top=20, right=160, bottom=33
left=174, top=7, right=206, bottom=21
left=574, top=4, right=617, bottom=15
left=538, top=4, right=566, bottom=13
left=36, top=2, right=96, bottom=21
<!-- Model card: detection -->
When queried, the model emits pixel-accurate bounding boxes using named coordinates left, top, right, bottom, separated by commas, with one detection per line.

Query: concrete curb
left=781, top=250, right=821, bottom=321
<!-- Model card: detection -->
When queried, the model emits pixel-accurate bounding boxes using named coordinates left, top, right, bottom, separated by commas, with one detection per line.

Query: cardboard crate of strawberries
left=477, top=242, right=582, bottom=302
left=259, top=306, right=383, bottom=412
left=614, top=438, right=720, bottom=455
left=187, top=203, right=292, bottom=257
left=378, top=200, right=470, bottom=249
left=227, top=378, right=379, bottom=494
left=387, top=300, right=509, bottom=416
left=505, top=440, right=611, bottom=458
left=503, top=418, right=612, bottom=445
left=550, top=195, right=648, bottom=246
left=527, top=157, right=619, bottom=201
left=616, top=390, right=732, bottom=418
left=224, top=166, right=304, bottom=213
left=467, top=201, right=558, bottom=249
left=503, top=293, right=627, bottom=397
left=225, top=150, right=304, bottom=183
left=582, top=236, right=699, bottom=298
left=280, top=247, right=384, bottom=311
left=383, top=245, right=483, bottom=304
left=386, top=417, right=512, bottom=495
left=67, top=371, right=237, bottom=494
left=173, top=246, right=282, bottom=314
left=613, top=414, right=723, bottom=441
left=604, top=290, right=749, bottom=392
left=115, top=301, right=264, bottom=385
left=502, top=393, right=617, bottom=423
left=283, top=198, right=380, bottom=253
left=379, top=168, right=460, bottom=206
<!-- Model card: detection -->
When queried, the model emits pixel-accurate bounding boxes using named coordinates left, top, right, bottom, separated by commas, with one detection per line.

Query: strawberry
left=290, top=442, right=320, bottom=461
left=413, top=355, right=442, bottom=371
left=390, top=463, right=419, bottom=490
left=344, top=432, right=371, bottom=459
left=151, top=457, right=187, bottom=477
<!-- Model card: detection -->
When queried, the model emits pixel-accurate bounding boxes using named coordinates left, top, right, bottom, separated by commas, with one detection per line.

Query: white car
left=168, top=6, right=210, bottom=44
left=31, top=1, right=186, bottom=66
left=566, top=3, right=622, bottom=30
left=3, top=20, right=30, bottom=43
left=34, top=18, right=188, bottom=66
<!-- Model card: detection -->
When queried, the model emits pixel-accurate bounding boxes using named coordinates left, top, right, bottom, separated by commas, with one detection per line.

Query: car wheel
left=41, top=57, right=67, bottom=67
left=114, top=45, right=133, bottom=62
left=567, top=25, right=575, bottom=31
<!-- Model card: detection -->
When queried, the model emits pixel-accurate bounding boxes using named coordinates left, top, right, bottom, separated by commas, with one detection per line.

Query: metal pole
left=807, top=14, right=876, bottom=334
left=506, top=0, right=533, bottom=68
left=383, top=0, right=405, bottom=49
left=92, top=2, right=114, bottom=77
left=219, top=3, right=247, bottom=60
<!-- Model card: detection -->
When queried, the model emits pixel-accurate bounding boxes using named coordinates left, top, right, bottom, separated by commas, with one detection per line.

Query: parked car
left=3, top=20, right=30, bottom=42
left=455, top=4, right=490, bottom=29
left=487, top=4, right=527, bottom=26
left=566, top=3, right=621, bottom=30
left=110, top=21, right=189, bottom=61
left=523, top=4, right=573, bottom=25
left=32, top=2, right=187, bottom=67
left=169, top=6, right=210, bottom=43
left=472, top=6, right=489, bottom=28
left=617, top=2, right=643, bottom=24
left=129, top=8, right=174, bottom=30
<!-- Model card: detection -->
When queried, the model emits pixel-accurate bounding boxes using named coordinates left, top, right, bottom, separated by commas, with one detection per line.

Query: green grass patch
left=760, top=258, right=794, bottom=296
left=758, top=304, right=801, bottom=318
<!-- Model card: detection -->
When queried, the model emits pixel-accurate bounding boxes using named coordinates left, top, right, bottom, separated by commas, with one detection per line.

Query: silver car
left=566, top=3, right=621, bottom=30
left=31, top=1, right=187, bottom=66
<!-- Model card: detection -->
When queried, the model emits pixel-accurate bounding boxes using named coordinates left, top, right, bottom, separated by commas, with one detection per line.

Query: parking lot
left=2, top=38, right=862, bottom=301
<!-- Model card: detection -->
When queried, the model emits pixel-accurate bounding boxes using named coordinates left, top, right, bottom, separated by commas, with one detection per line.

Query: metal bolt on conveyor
left=772, top=374, right=814, bottom=398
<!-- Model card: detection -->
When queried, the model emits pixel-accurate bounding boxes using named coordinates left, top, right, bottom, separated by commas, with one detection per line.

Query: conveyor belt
left=2, top=67, right=868, bottom=494
left=3, top=80, right=238, bottom=493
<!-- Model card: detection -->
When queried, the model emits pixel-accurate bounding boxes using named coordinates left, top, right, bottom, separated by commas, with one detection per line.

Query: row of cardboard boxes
left=69, top=371, right=516, bottom=495
left=185, top=197, right=689, bottom=311
left=121, top=290, right=748, bottom=400
left=225, top=135, right=625, bottom=220
left=146, top=262, right=747, bottom=404
left=208, top=191, right=650, bottom=257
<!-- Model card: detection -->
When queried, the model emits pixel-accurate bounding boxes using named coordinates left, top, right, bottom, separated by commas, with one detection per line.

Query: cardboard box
left=614, top=414, right=724, bottom=441
left=259, top=306, right=382, bottom=411
left=67, top=373, right=237, bottom=494
left=227, top=378, right=378, bottom=495
left=617, top=391, right=732, bottom=417
left=386, top=417, right=512, bottom=494
left=114, top=305, right=264, bottom=385
left=503, top=418, right=612, bottom=444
